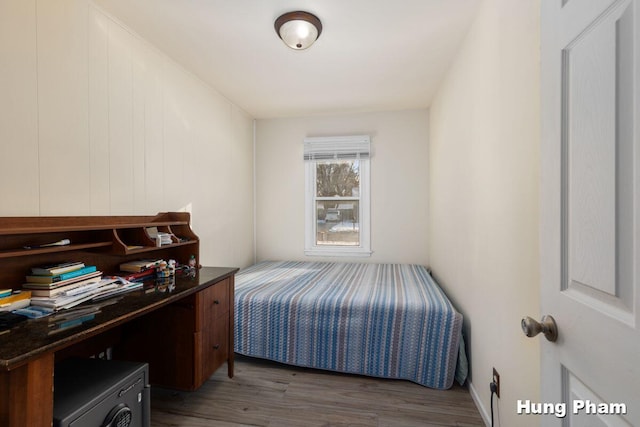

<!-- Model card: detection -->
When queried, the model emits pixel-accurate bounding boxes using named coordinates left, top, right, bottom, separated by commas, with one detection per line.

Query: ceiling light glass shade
left=275, top=11, right=322, bottom=50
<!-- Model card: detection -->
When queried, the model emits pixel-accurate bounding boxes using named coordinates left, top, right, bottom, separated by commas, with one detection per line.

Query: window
left=304, top=135, right=371, bottom=256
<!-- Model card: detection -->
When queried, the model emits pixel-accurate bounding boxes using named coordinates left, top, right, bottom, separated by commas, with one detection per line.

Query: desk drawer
left=200, top=278, right=229, bottom=321
left=201, top=315, right=229, bottom=381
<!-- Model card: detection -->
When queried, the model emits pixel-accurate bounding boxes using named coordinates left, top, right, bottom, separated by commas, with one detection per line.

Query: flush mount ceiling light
left=274, top=11, right=322, bottom=50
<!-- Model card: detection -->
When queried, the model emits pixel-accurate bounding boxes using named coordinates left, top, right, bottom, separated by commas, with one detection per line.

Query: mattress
left=234, top=261, right=466, bottom=389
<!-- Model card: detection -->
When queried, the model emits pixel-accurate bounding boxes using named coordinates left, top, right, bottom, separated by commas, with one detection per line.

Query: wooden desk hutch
left=0, top=212, right=237, bottom=427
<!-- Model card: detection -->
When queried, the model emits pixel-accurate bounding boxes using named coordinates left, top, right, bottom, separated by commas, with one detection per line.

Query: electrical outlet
left=492, top=367, right=500, bottom=398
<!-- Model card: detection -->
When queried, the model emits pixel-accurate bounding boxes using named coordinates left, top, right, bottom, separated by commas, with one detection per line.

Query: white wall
left=0, top=0, right=255, bottom=269
left=428, top=0, right=540, bottom=426
left=255, top=110, right=429, bottom=264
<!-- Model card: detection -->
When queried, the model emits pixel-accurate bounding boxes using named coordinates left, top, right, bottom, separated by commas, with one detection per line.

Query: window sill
left=304, top=248, right=372, bottom=257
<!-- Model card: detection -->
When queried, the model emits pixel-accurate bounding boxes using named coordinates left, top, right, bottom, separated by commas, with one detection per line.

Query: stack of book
left=0, top=289, right=32, bottom=312
left=25, top=263, right=100, bottom=286
left=22, top=261, right=142, bottom=311
left=118, top=259, right=177, bottom=284
left=119, top=259, right=166, bottom=273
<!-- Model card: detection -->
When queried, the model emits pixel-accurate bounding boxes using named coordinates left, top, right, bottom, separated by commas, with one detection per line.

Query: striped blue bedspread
left=235, top=261, right=465, bottom=389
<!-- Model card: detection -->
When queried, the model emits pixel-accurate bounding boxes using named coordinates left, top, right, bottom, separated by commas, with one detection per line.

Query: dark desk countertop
left=0, top=266, right=238, bottom=371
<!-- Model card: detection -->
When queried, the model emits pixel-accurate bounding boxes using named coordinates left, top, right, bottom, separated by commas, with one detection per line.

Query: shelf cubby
left=0, top=212, right=199, bottom=290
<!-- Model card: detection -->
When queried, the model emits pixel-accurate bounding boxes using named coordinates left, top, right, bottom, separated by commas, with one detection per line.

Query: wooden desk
left=0, top=266, right=237, bottom=427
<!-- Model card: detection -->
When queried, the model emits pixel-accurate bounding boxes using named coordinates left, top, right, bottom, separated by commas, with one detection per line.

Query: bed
left=234, top=261, right=467, bottom=389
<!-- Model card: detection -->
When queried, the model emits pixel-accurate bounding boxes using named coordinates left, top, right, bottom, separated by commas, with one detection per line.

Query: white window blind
left=303, top=135, right=371, bottom=161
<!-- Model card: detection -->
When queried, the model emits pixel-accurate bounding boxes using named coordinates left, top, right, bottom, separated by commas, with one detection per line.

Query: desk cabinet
left=117, top=275, right=235, bottom=391
left=196, top=277, right=233, bottom=386
left=0, top=213, right=237, bottom=426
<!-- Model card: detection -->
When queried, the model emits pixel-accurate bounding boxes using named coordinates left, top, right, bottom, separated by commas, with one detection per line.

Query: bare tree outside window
left=316, top=161, right=360, bottom=197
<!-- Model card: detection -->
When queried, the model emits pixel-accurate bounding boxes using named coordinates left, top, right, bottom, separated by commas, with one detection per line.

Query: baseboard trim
left=468, top=380, right=491, bottom=426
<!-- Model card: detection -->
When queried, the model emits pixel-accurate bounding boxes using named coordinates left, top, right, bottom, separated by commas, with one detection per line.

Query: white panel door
left=541, top=0, right=639, bottom=425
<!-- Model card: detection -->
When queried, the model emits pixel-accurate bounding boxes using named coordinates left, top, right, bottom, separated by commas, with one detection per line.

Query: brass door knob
left=521, top=315, right=558, bottom=342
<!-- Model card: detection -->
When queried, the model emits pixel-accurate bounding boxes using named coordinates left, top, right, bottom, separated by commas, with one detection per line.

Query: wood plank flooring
left=150, top=356, right=484, bottom=427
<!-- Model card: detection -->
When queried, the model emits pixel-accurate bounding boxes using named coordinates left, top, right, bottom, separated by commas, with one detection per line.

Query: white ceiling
left=93, top=0, right=481, bottom=119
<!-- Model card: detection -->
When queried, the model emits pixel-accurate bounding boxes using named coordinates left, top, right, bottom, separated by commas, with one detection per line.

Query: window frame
left=304, top=136, right=371, bottom=257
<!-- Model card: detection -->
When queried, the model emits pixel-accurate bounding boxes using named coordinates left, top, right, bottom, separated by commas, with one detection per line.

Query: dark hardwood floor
left=150, top=355, right=484, bottom=427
